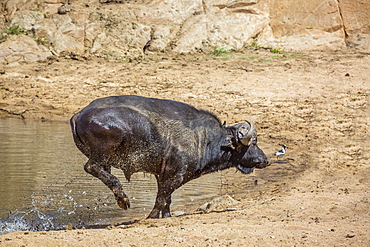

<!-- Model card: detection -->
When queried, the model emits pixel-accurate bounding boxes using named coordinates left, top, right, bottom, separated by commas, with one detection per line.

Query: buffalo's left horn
left=240, top=120, right=255, bottom=146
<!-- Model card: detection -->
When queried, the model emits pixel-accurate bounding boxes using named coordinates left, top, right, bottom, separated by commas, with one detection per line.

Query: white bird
left=274, top=145, right=287, bottom=158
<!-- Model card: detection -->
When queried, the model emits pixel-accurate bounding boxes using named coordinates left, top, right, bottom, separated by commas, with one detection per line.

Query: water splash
left=0, top=188, right=108, bottom=235
left=0, top=207, right=54, bottom=234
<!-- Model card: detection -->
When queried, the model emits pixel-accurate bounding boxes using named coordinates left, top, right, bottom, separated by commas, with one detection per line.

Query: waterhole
left=0, top=117, right=300, bottom=235
left=0, top=117, right=261, bottom=234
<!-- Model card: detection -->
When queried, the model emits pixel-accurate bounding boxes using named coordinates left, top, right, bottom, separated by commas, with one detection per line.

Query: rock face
left=267, top=0, right=346, bottom=50
left=0, top=35, right=51, bottom=62
left=0, top=0, right=369, bottom=61
left=338, top=0, right=370, bottom=49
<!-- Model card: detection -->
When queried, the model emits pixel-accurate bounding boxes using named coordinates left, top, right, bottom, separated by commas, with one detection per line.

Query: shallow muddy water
left=0, top=117, right=272, bottom=234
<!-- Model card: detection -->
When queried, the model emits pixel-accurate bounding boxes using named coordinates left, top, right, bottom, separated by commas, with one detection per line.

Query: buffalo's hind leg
left=84, top=159, right=130, bottom=210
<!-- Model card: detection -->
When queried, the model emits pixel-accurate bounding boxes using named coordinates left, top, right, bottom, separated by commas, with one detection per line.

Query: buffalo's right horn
left=239, top=120, right=255, bottom=146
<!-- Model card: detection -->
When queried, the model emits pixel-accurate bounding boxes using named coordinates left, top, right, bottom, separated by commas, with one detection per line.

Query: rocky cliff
left=0, top=0, right=369, bottom=62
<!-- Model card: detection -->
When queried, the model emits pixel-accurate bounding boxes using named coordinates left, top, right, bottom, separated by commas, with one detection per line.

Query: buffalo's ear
left=226, top=135, right=236, bottom=150
left=226, top=135, right=243, bottom=152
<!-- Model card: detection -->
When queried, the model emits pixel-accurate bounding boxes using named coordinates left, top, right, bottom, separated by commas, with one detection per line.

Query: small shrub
left=269, top=47, right=284, bottom=54
left=212, top=47, right=230, bottom=56
left=246, top=39, right=260, bottom=50
left=33, top=36, right=49, bottom=45
left=5, top=25, right=26, bottom=35
left=250, top=39, right=259, bottom=49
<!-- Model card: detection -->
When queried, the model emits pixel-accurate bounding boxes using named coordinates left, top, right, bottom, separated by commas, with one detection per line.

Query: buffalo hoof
left=117, top=197, right=130, bottom=210
left=147, top=209, right=160, bottom=218
left=162, top=212, right=171, bottom=218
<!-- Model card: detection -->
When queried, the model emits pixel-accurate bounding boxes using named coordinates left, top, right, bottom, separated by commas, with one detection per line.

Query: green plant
left=35, top=37, right=48, bottom=45
left=269, top=47, right=284, bottom=53
left=212, top=47, right=230, bottom=56
left=5, top=25, right=26, bottom=35
left=245, top=39, right=260, bottom=50
left=28, top=35, right=48, bottom=45
left=250, top=39, right=259, bottom=48
left=0, top=25, right=27, bottom=43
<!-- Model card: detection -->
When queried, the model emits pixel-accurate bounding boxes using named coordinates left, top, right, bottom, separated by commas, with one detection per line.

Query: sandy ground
left=0, top=49, right=369, bottom=246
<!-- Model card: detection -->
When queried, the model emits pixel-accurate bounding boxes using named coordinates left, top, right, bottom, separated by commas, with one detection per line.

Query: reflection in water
left=0, top=117, right=252, bottom=234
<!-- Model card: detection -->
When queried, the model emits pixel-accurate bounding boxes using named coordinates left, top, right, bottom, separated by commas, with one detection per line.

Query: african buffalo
left=70, top=95, right=269, bottom=218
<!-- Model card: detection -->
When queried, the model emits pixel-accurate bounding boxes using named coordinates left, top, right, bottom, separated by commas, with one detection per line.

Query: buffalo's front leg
left=147, top=189, right=172, bottom=218
left=162, top=196, right=172, bottom=218
left=84, top=160, right=130, bottom=210
left=147, top=175, right=181, bottom=218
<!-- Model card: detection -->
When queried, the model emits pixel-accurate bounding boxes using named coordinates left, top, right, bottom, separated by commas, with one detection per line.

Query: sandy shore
left=1, top=49, right=369, bottom=246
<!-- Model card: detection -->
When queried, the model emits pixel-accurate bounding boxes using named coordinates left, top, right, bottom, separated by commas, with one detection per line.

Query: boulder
left=9, top=10, right=44, bottom=30
left=0, top=35, right=52, bottom=62
left=172, top=3, right=270, bottom=52
left=34, top=14, right=85, bottom=54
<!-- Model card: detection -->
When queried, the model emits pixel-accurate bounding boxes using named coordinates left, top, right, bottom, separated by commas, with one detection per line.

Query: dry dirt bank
left=0, top=49, right=369, bottom=246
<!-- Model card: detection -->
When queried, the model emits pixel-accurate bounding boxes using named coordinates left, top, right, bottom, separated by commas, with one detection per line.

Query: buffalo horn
left=239, top=120, right=255, bottom=146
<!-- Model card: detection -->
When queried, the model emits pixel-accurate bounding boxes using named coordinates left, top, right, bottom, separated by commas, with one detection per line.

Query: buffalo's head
left=229, top=120, right=269, bottom=174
